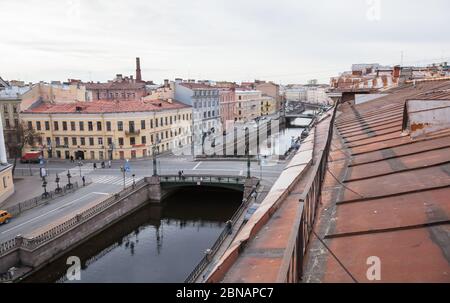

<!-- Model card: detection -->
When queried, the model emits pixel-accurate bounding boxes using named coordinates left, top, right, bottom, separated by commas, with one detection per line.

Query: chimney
left=136, top=57, right=142, bottom=82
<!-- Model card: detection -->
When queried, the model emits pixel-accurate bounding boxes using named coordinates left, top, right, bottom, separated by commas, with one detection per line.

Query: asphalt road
left=1, top=156, right=287, bottom=243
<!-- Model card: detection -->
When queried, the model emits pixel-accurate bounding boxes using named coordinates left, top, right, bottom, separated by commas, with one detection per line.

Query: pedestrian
left=70, top=155, right=74, bottom=163
left=93, top=163, right=97, bottom=169
left=82, top=176, right=86, bottom=186
left=101, top=161, right=105, bottom=168
left=108, top=160, right=111, bottom=168
left=178, top=170, right=182, bottom=179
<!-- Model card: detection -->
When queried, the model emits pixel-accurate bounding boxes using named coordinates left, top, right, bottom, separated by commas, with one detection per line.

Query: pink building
left=218, top=88, right=236, bottom=125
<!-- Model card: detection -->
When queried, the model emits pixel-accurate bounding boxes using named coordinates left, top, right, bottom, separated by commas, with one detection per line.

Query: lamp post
left=120, top=166, right=126, bottom=189
left=42, top=178, right=49, bottom=199
left=245, top=127, right=251, bottom=179
left=55, top=174, right=62, bottom=194
left=66, top=170, right=73, bottom=189
left=78, top=160, right=83, bottom=177
left=152, top=139, right=161, bottom=176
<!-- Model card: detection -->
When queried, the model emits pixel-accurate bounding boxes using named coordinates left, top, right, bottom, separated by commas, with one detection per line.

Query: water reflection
left=24, top=188, right=241, bottom=283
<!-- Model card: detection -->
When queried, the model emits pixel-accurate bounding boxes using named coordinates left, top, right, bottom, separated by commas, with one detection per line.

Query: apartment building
left=235, top=89, right=263, bottom=122
left=0, top=115, right=14, bottom=204
left=20, top=99, right=192, bottom=161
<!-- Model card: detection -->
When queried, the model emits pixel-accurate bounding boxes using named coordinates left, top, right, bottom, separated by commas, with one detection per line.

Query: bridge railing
left=185, top=179, right=259, bottom=283
left=0, top=179, right=147, bottom=255
left=160, top=175, right=246, bottom=185
left=277, top=104, right=338, bottom=282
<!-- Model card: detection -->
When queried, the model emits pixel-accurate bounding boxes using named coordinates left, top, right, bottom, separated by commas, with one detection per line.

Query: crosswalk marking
left=90, top=175, right=143, bottom=186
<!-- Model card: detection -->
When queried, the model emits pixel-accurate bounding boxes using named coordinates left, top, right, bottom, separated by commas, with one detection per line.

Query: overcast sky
left=1, top=0, right=449, bottom=85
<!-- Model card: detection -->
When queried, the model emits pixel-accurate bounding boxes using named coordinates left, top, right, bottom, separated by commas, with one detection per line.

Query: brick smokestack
left=136, top=57, right=142, bottom=82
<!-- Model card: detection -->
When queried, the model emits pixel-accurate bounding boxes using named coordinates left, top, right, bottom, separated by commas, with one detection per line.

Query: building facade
left=20, top=99, right=192, bottom=161
left=218, top=88, right=236, bottom=125
left=0, top=115, right=14, bottom=205
left=235, top=89, right=263, bottom=122
left=0, top=82, right=32, bottom=158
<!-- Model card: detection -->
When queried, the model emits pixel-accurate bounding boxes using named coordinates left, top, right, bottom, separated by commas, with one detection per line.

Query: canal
left=23, top=187, right=242, bottom=283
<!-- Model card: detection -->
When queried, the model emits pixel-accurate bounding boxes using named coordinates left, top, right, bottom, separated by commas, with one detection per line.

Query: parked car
left=0, top=210, right=12, bottom=225
left=20, top=151, right=42, bottom=164
left=244, top=203, right=260, bottom=223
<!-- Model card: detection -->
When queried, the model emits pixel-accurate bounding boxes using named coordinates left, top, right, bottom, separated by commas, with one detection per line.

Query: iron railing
left=161, top=175, right=246, bottom=185
left=185, top=180, right=259, bottom=283
left=277, top=104, right=338, bottom=282
left=4, top=182, right=80, bottom=217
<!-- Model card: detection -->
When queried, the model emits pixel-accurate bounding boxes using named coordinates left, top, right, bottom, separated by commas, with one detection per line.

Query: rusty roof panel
left=303, top=80, right=450, bottom=283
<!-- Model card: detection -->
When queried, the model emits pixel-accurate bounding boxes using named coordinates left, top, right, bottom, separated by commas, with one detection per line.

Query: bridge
left=159, top=175, right=247, bottom=192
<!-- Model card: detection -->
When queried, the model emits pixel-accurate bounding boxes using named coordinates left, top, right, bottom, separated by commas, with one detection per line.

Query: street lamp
left=245, top=127, right=251, bottom=179
left=78, top=160, right=83, bottom=177
left=120, top=166, right=126, bottom=189
left=66, top=170, right=73, bottom=189
left=55, top=174, right=62, bottom=194
left=152, top=139, right=161, bottom=176
left=42, top=178, right=49, bottom=199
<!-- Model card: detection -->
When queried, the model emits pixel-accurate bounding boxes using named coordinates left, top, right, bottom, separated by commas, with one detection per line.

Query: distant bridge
left=159, top=175, right=247, bottom=192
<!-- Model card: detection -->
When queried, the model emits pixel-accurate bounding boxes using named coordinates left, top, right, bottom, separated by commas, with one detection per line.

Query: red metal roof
left=303, top=80, right=450, bottom=283
left=22, top=99, right=190, bottom=114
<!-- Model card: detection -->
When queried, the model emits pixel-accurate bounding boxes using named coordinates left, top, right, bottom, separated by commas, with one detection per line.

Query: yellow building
left=20, top=99, right=192, bottom=161
left=260, top=95, right=277, bottom=116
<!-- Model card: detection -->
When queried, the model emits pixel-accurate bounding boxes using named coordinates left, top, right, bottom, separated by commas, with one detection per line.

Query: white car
left=244, top=203, right=261, bottom=223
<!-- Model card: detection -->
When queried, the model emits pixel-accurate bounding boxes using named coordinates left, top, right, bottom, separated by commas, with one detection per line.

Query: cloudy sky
left=1, top=0, right=449, bottom=84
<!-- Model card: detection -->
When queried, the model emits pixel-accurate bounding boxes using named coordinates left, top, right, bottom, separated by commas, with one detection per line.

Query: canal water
left=24, top=187, right=242, bottom=283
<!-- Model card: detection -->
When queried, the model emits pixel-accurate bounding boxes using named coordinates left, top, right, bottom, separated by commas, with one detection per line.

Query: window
left=79, top=121, right=84, bottom=131
left=130, top=137, right=136, bottom=145
left=99, top=151, right=104, bottom=160
left=3, top=177, right=7, bottom=188
left=5, top=119, right=10, bottom=128
left=97, top=121, right=102, bottom=131
left=129, top=121, right=135, bottom=132
left=150, top=119, right=153, bottom=129
left=3, top=105, right=8, bottom=113
left=106, top=121, right=111, bottom=131
left=64, top=137, right=69, bottom=146
left=80, top=137, right=86, bottom=145
left=28, top=121, right=33, bottom=130
left=98, top=137, right=103, bottom=145
left=54, top=121, right=59, bottom=131
left=46, top=137, right=51, bottom=146
left=118, top=137, right=124, bottom=146
left=13, top=105, right=17, bottom=114
left=165, top=117, right=168, bottom=125
left=160, top=118, right=163, bottom=127
left=88, top=121, right=93, bottom=131
left=170, top=116, right=173, bottom=124
left=89, top=137, right=94, bottom=146
left=14, top=119, right=19, bottom=127
left=55, top=137, right=60, bottom=146
left=107, top=137, right=113, bottom=146
left=71, top=121, right=76, bottom=131
left=155, top=119, right=159, bottom=127
left=62, top=121, right=68, bottom=131
left=141, top=136, right=146, bottom=144
left=118, top=121, right=123, bottom=131
left=141, top=120, right=146, bottom=130
left=72, top=137, right=77, bottom=146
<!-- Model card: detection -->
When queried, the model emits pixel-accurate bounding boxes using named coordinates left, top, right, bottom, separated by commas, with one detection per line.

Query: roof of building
left=0, top=85, right=32, bottom=100
left=303, top=79, right=450, bottom=282
left=212, top=80, right=450, bottom=283
left=22, top=99, right=190, bottom=114
left=178, top=82, right=216, bottom=90
left=85, top=81, right=146, bottom=90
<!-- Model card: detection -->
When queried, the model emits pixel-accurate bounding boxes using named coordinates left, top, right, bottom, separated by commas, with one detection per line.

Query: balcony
left=125, top=129, right=140, bottom=136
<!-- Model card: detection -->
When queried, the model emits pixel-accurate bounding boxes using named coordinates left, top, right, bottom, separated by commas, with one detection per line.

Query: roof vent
left=402, top=96, right=450, bottom=138
left=75, top=106, right=83, bottom=112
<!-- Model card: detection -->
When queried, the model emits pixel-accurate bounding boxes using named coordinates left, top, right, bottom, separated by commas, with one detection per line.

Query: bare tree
left=7, top=122, right=42, bottom=175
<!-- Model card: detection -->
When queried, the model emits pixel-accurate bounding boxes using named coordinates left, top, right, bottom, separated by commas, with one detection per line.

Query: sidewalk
left=0, top=175, right=84, bottom=209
